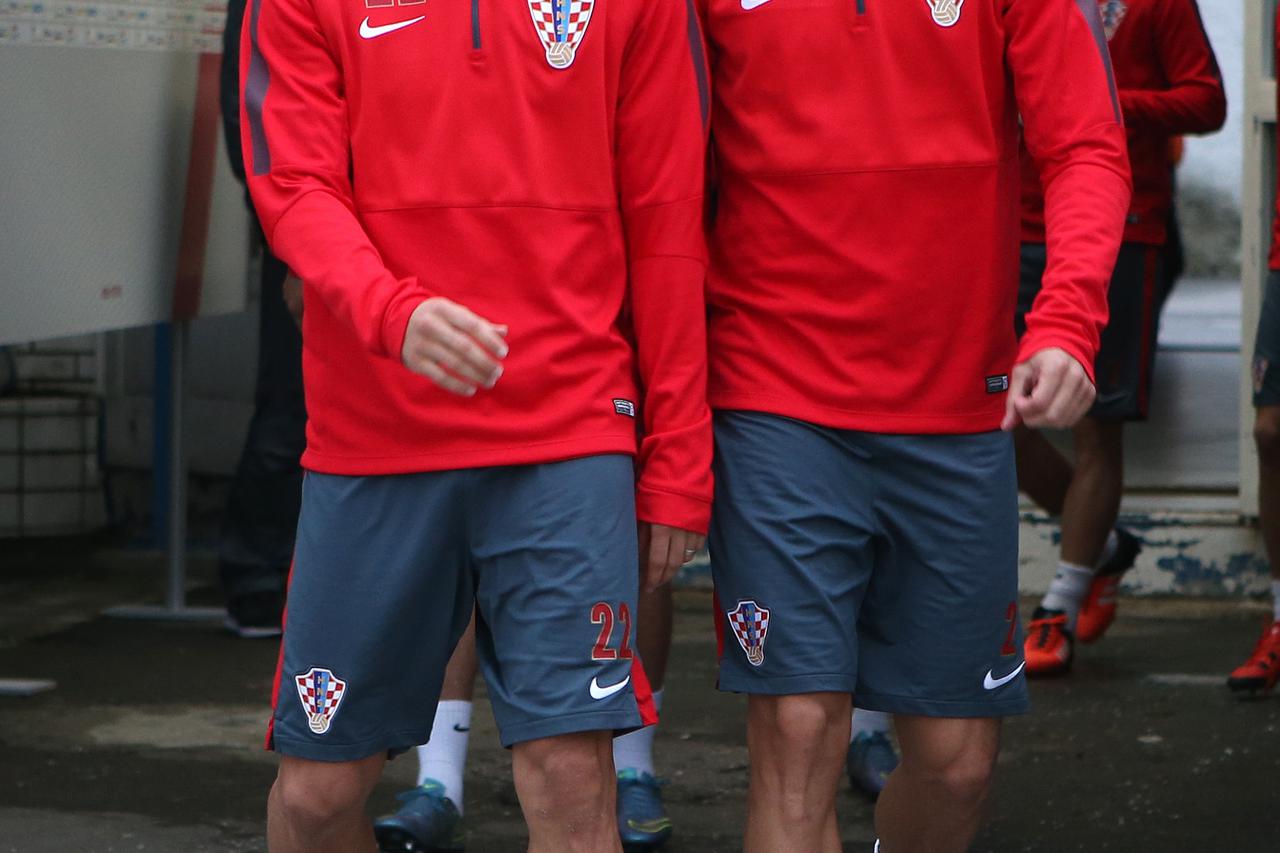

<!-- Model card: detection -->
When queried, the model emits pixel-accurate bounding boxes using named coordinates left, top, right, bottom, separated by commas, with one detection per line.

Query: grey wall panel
left=0, top=46, right=249, bottom=345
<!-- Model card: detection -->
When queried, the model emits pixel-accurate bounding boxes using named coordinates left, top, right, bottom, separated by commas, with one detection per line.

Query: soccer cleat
left=1227, top=621, right=1280, bottom=696
left=374, top=780, right=465, bottom=852
left=616, top=769, right=673, bottom=850
left=1024, top=608, right=1074, bottom=676
left=1076, top=529, right=1143, bottom=644
left=845, top=731, right=898, bottom=800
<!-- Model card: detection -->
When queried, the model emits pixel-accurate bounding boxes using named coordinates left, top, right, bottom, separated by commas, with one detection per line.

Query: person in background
left=1017, top=0, right=1226, bottom=677
left=1230, top=3, right=1280, bottom=699
left=215, top=0, right=304, bottom=639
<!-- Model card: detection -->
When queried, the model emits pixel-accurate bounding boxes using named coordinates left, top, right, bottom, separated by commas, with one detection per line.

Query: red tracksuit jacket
left=240, top=0, right=714, bottom=532
left=1023, top=0, right=1225, bottom=247
left=701, top=0, right=1132, bottom=434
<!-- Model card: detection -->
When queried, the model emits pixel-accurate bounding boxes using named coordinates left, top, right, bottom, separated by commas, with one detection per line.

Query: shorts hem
left=853, top=691, right=1030, bottom=718
left=716, top=671, right=859, bottom=695
left=269, top=727, right=433, bottom=762
left=498, top=709, right=643, bottom=748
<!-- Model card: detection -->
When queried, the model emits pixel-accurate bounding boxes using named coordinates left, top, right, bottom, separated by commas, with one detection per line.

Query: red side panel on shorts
left=1136, top=246, right=1160, bottom=418
left=263, top=560, right=295, bottom=752
left=631, top=655, right=659, bottom=727
left=712, top=589, right=725, bottom=665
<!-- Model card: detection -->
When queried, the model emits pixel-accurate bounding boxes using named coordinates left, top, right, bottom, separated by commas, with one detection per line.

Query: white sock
left=1095, top=529, right=1119, bottom=569
left=613, top=688, right=663, bottom=776
left=416, top=700, right=472, bottom=812
left=1040, top=561, right=1095, bottom=627
left=850, top=708, right=891, bottom=740
left=1272, top=580, right=1280, bottom=623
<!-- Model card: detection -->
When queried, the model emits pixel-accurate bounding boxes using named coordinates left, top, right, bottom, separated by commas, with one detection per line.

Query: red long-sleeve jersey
left=700, top=0, right=1131, bottom=434
left=1023, top=0, right=1225, bottom=246
left=240, top=0, right=714, bottom=532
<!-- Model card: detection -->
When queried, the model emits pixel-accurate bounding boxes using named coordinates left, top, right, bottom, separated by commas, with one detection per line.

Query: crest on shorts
left=727, top=599, right=771, bottom=667
left=295, top=667, right=347, bottom=735
left=1098, top=0, right=1128, bottom=40
left=1255, top=356, right=1270, bottom=396
left=925, top=0, right=964, bottom=28
left=528, top=0, right=594, bottom=69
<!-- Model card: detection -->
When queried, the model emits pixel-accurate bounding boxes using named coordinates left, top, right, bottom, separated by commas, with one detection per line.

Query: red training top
left=240, top=0, right=715, bottom=532
left=700, top=0, right=1132, bottom=434
left=1023, top=0, right=1226, bottom=247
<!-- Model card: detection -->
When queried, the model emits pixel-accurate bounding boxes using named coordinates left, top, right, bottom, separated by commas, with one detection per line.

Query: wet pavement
left=2, top=539, right=1279, bottom=852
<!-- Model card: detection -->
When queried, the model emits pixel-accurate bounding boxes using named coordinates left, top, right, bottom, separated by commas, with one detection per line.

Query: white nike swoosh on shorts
left=741, top=0, right=774, bottom=9
left=983, top=661, right=1026, bottom=690
left=589, top=675, right=631, bottom=700
left=359, top=15, right=426, bottom=39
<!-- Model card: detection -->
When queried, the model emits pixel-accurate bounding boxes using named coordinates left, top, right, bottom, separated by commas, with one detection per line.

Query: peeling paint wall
left=1018, top=512, right=1271, bottom=598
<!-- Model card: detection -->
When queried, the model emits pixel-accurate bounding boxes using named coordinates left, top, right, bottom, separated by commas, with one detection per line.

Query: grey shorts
left=1017, top=242, right=1163, bottom=421
left=1253, top=269, right=1280, bottom=408
left=709, top=411, right=1029, bottom=718
left=267, top=455, right=655, bottom=760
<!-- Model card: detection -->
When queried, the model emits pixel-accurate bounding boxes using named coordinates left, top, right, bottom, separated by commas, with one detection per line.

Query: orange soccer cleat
left=1076, top=529, right=1142, bottom=644
left=1227, top=621, right=1280, bottom=695
left=1024, top=608, right=1074, bottom=676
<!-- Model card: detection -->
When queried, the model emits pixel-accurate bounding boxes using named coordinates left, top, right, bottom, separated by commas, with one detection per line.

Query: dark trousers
left=218, top=247, right=306, bottom=602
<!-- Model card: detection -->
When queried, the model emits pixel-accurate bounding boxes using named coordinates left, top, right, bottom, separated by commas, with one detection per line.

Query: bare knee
left=756, top=693, right=849, bottom=754
left=271, top=756, right=382, bottom=827
left=514, top=733, right=612, bottom=809
left=1073, top=417, right=1123, bottom=465
left=900, top=739, right=996, bottom=808
left=1256, top=409, right=1280, bottom=466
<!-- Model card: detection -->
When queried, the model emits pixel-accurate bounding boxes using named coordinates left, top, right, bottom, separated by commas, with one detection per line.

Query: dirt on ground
left=1, top=539, right=1278, bottom=852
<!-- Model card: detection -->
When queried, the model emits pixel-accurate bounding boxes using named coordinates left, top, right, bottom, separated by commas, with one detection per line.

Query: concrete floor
left=2, top=540, right=1280, bottom=852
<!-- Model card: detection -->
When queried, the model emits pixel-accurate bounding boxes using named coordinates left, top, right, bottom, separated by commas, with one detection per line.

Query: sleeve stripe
left=684, top=0, right=711, bottom=131
left=1073, top=0, right=1122, bottom=125
left=245, top=0, right=272, bottom=176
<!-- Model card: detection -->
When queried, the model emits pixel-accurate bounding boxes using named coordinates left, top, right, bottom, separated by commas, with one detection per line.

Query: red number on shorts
left=591, top=602, right=635, bottom=661
left=1000, top=601, right=1018, bottom=656
left=617, top=602, right=635, bottom=660
left=592, top=602, right=617, bottom=660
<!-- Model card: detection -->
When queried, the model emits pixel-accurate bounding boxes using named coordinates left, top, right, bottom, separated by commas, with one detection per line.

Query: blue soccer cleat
left=617, top=769, right=673, bottom=850
left=373, top=780, right=465, bottom=852
left=846, top=731, right=899, bottom=800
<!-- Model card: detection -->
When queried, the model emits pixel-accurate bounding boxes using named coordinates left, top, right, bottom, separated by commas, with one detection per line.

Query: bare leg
left=636, top=585, right=674, bottom=691
left=875, top=716, right=1001, bottom=853
left=1012, top=425, right=1074, bottom=516
left=441, top=611, right=479, bottom=701
left=513, top=731, right=622, bottom=853
left=1255, top=407, right=1280, bottom=584
left=743, top=693, right=849, bottom=853
left=268, top=754, right=385, bottom=853
left=1058, top=417, right=1125, bottom=567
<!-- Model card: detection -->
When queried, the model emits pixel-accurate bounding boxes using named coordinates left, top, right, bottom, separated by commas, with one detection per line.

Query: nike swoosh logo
left=589, top=675, right=631, bottom=700
left=983, top=661, right=1026, bottom=690
left=452, top=724, right=470, bottom=733
left=359, top=15, right=425, bottom=39
left=741, top=0, right=774, bottom=9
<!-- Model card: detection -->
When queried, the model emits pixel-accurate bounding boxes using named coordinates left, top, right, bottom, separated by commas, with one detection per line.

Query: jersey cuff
left=636, top=485, right=711, bottom=536
left=379, top=282, right=434, bottom=362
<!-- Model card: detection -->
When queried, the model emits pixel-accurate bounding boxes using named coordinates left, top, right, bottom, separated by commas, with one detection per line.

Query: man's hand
left=1001, top=347, right=1095, bottom=431
left=282, top=273, right=303, bottom=328
left=638, top=523, right=706, bottom=592
left=401, top=297, right=509, bottom=396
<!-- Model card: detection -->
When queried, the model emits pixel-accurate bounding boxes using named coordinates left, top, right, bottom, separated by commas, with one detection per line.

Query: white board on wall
left=0, top=3, right=251, bottom=346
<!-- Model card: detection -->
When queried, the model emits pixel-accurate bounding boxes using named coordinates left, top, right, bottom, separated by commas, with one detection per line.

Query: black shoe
left=225, top=590, right=285, bottom=638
